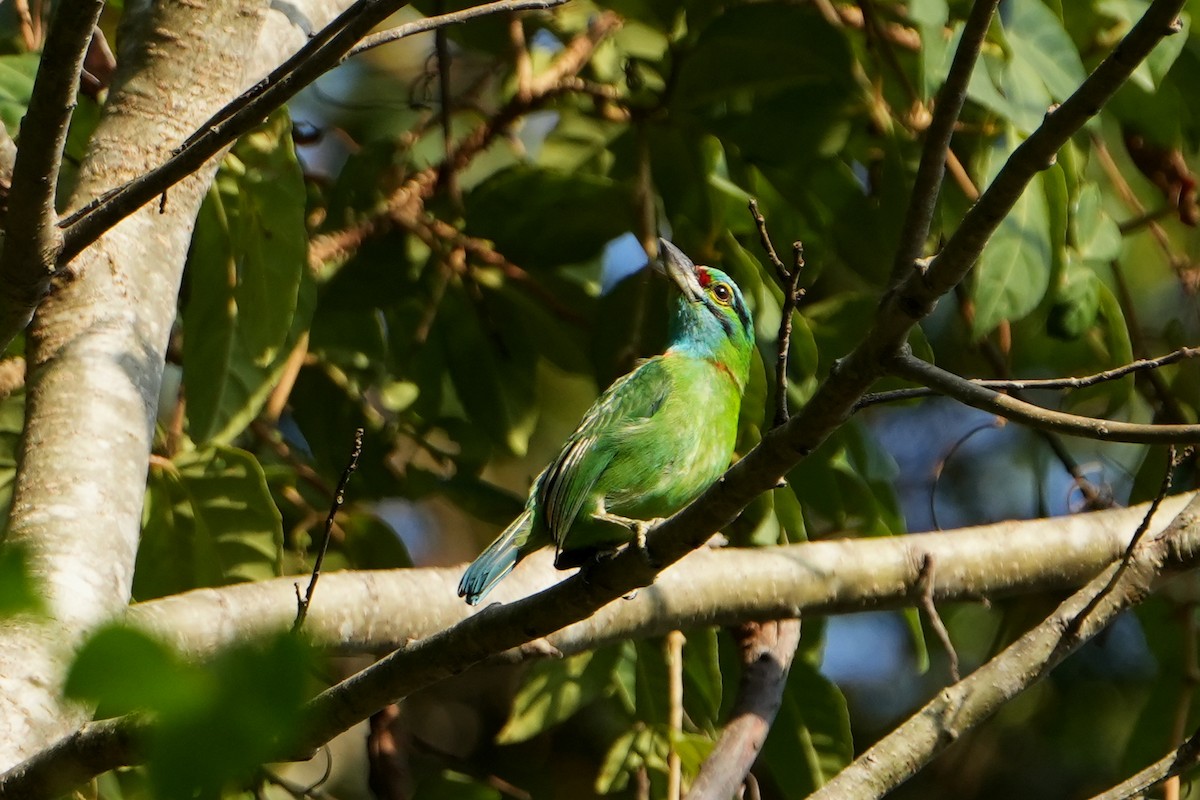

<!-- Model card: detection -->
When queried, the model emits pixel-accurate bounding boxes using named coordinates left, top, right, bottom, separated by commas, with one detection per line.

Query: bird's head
left=655, top=238, right=754, bottom=388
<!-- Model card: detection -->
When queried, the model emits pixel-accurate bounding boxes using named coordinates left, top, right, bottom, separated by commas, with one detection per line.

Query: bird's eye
left=712, top=283, right=732, bottom=304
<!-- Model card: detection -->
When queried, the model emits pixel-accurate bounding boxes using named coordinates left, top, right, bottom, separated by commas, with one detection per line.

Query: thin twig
left=293, top=428, right=365, bottom=632
left=747, top=200, right=806, bottom=427
left=917, top=554, right=959, bottom=681
left=667, top=631, right=685, bottom=800
left=748, top=198, right=787, bottom=282
left=433, top=3, right=460, bottom=206
left=890, top=351, right=1200, bottom=444
left=858, top=346, right=1200, bottom=409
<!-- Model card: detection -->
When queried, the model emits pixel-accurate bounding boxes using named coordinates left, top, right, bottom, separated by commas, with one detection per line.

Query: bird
left=457, top=238, right=754, bottom=605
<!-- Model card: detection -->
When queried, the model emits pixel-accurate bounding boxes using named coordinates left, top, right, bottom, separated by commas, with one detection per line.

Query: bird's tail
left=458, top=509, right=533, bottom=605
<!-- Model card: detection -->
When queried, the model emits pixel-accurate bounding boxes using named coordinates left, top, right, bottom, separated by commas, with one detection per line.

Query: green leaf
left=0, top=53, right=39, bottom=135
left=414, top=770, right=502, bottom=800
left=65, top=625, right=207, bottom=719
left=497, top=646, right=623, bottom=744
left=0, top=388, right=26, bottom=523
left=147, top=633, right=315, bottom=799
left=0, top=542, right=43, bottom=617
left=183, top=110, right=314, bottom=445
left=464, top=166, right=635, bottom=270
left=971, top=134, right=1052, bottom=336
left=227, top=110, right=306, bottom=362
left=672, top=3, right=854, bottom=108
left=1047, top=262, right=1101, bottom=340
left=438, top=287, right=539, bottom=456
left=596, top=727, right=640, bottom=794
left=1099, top=0, right=1190, bottom=91
left=136, top=446, right=283, bottom=600
left=339, top=512, right=411, bottom=569
left=1003, top=0, right=1086, bottom=102
left=682, top=627, right=723, bottom=728
left=1073, top=183, right=1123, bottom=263
left=761, top=659, right=853, bottom=795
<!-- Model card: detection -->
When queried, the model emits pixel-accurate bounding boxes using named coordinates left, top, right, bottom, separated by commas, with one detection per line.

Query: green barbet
left=458, top=239, right=754, bottom=605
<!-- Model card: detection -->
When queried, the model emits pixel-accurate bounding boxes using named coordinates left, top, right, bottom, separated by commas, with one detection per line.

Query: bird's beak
left=655, top=238, right=706, bottom=303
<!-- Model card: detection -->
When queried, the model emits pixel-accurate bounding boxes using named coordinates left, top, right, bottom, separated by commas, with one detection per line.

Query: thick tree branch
left=890, top=351, right=1200, bottom=444
left=115, top=493, right=1191, bottom=659
left=685, top=620, right=802, bottom=800
left=57, top=0, right=568, bottom=268
left=0, top=493, right=1194, bottom=798
left=887, top=0, right=998, bottom=287
left=809, top=493, right=1200, bottom=799
left=0, top=0, right=104, bottom=343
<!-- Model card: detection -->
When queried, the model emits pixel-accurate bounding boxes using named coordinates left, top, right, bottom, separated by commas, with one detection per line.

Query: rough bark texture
left=0, top=0, right=354, bottom=771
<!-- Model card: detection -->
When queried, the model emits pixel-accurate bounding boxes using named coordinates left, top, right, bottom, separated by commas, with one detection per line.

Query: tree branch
left=684, top=619, right=802, bottom=800
left=857, top=346, right=1200, bottom=409
left=1087, top=726, right=1200, bottom=800
left=0, top=0, right=104, bottom=343
left=1, top=493, right=1194, bottom=798
left=809, top=493, right=1200, bottom=799
left=887, top=0, right=998, bottom=287
left=113, top=492, right=1190, bottom=659
left=890, top=351, right=1200, bottom=444
left=56, top=0, right=569, bottom=268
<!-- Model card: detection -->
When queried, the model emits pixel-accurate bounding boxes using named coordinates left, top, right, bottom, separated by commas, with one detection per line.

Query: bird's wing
left=538, top=358, right=671, bottom=545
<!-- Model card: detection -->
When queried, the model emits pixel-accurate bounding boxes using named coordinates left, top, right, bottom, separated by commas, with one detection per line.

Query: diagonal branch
left=1088, top=726, right=1200, bottom=800
left=0, top=492, right=1193, bottom=798
left=887, top=0, right=998, bottom=287
left=56, top=0, right=569, bottom=268
left=0, top=0, right=104, bottom=341
left=808, top=493, right=1200, bottom=800
left=890, top=351, right=1200, bottom=444
left=684, top=619, right=802, bottom=800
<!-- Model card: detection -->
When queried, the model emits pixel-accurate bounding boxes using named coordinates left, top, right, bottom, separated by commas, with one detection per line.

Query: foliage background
left=1, top=0, right=1200, bottom=797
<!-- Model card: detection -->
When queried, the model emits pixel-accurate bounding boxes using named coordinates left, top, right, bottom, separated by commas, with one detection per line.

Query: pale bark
left=125, top=493, right=1194, bottom=658
left=0, top=0, right=354, bottom=772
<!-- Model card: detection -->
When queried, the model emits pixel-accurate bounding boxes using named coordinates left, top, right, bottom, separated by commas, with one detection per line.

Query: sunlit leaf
left=497, top=646, right=623, bottom=744
left=0, top=53, right=38, bottom=135
left=972, top=133, right=1052, bottom=336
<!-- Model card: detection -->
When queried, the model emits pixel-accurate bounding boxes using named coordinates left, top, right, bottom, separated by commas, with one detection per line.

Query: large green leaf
left=183, top=110, right=312, bottom=444
left=135, top=445, right=283, bottom=600
left=1003, top=0, right=1087, bottom=102
left=464, top=166, right=635, bottom=270
left=672, top=3, right=853, bottom=108
left=0, top=53, right=38, bottom=135
left=971, top=134, right=1052, bottom=337
left=438, top=286, right=539, bottom=456
left=497, top=645, right=624, bottom=744
left=760, top=659, right=853, bottom=796
left=69, top=627, right=314, bottom=799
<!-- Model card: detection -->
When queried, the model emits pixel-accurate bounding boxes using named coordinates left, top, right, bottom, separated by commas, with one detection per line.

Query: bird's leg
left=594, top=511, right=663, bottom=568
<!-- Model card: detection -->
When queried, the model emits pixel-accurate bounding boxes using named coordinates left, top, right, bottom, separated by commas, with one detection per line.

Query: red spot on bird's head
left=696, top=267, right=712, bottom=287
